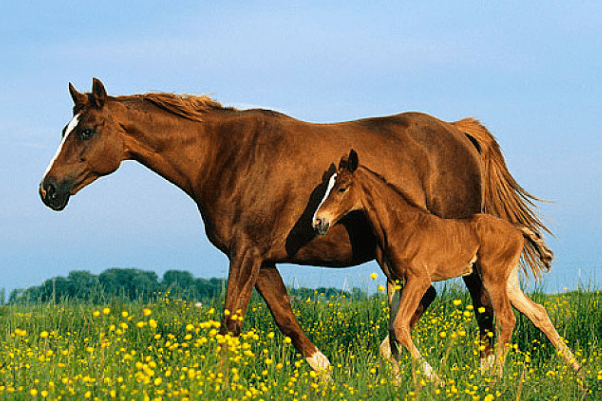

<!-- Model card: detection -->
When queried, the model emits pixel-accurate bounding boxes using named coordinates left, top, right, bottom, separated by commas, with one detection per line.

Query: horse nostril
left=312, top=217, right=330, bottom=235
left=41, top=180, right=57, bottom=200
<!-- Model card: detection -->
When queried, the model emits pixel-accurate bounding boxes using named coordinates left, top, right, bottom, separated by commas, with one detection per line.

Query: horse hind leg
left=506, top=266, right=582, bottom=372
left=462, top=271, right=496, bottom=373
left=479, top=260, right=517, bottom=377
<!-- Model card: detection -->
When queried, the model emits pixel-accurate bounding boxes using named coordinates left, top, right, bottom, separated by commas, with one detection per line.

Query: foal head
left=40, top=78, right=128, bottom=210
left=312, top=149, right=362, bottom=235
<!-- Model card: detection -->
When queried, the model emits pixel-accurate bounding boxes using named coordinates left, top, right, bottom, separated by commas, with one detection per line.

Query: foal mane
left=116, top=92, right=232, bottom=122
left=358, top=166, right=424, bottom=211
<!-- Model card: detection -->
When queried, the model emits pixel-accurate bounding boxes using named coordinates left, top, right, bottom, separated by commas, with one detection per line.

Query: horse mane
left=116, top=92, right=233, bottom=122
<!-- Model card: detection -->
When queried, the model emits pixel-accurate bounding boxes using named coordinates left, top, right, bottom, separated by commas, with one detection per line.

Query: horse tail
left=452, top=117, right=552, bottom=278
left=517, top=226, right=554, bottom=272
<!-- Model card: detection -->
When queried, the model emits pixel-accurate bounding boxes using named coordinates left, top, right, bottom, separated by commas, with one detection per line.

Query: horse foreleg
left=255, top=263, right=331, bottom=376
left=379, top=284, right=436, bottom=360
left=389, top=274, right=440, bottom=385
left=506, top=267, right=582, bottom=373
left=378, top=256, right=437, bottom=361
left=220, top=246, right=263, bottom=336
left=463, top=271, right=496, bottom=373
left=379, top=279, right=401, bottom=360
left=380, top=284, right=436, bottom=359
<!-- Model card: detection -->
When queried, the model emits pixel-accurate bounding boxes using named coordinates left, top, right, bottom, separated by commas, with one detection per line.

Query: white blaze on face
left=312, top=173, right=337, bottom=222
left=43, top=114, right=80, bottom=177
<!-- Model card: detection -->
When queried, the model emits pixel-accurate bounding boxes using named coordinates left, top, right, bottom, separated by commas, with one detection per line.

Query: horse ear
left=91, top=78, right=107, bottom=107
left=338, top=155, right=348, bottom=171
left=69, top=82, right=85, bottom=105
left=348, top=149, right=359, bottom=172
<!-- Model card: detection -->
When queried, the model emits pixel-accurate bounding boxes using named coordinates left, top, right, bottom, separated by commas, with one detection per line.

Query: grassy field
left=0, top=282, right=600, bottom=400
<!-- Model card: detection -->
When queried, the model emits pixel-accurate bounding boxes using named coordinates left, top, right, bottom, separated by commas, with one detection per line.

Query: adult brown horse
left=40, top=78, right=549, bottom=374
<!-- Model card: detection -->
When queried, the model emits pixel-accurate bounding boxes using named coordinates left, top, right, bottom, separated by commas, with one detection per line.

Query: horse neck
left=113, top=100, right=213, bottom=198
left=355, top=167, right=423, bottom=239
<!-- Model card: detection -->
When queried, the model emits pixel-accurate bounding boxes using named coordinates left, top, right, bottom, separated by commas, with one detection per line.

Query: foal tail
left=452, top=117, right=552, bottom=278
left=517, top=226, right=553, bottom=272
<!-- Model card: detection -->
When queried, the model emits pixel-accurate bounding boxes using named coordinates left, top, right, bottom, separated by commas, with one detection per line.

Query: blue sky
left=1, top=1, right=601, bottom=296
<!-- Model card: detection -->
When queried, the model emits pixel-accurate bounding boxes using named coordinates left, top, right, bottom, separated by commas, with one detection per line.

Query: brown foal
left=313, top=150, right=581, bottom=382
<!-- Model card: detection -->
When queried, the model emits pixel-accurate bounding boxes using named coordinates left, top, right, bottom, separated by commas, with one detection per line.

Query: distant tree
left=66, top=271, right=101, bottom=300
left=195, top=278, right=222, bottom=300
left=99, top=268, right=159, bottom=300
left=351, top=287, right=366, bottom=300
left=163, top=270, right=194, bottom=288
left=7, top=267, right=360, bottom=305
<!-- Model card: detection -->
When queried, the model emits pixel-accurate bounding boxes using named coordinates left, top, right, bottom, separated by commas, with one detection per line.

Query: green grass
left=0, top=284, right=600, bottom=400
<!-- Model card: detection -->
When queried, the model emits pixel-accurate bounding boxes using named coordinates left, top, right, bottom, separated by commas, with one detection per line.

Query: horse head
left=312, top=149, right=360, bottom=235
left=40, top=78, right=127, bottom=210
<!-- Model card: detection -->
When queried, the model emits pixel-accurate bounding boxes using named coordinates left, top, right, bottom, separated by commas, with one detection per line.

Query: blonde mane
left=117, top=92, right=231, bottom=122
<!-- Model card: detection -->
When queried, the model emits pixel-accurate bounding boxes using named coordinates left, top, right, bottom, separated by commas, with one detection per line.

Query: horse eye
left=337, top=187, right=347, bottom=193
left=79, top=128, right=95, bottom=140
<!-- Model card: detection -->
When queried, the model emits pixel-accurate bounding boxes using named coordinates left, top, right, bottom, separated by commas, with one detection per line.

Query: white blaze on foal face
left=43, top=113, right=81, bottom=177
left=313, top=173, right=337, bottom=221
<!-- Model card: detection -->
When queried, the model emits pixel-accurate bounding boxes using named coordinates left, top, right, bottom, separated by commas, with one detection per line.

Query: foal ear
left=91, top=78, right=108, bottom=107
left=348, top=149, right=359, bottom=173
left=323, top=163, right=337, bottom=182
left=69, top=82, right=86, bottom=106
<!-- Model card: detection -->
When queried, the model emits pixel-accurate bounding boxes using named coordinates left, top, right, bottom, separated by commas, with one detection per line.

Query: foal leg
left=255, top=263, right=330, bottom=375
left=377, top=249, right=437, bottom=361
left=463, top=271, right=496, bottom=373
left=506, top=266, right=581, bottom=372
left=389, top=274, right=440, bottom=385
left=380, top=279, right=402, bottom=360
left=479, top=265, right=517, bottom=377
left=379, top=281, right=436, bottom=360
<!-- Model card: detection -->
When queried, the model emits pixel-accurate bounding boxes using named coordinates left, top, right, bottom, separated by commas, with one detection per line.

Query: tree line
left=6, top=268, right=367, bottom=305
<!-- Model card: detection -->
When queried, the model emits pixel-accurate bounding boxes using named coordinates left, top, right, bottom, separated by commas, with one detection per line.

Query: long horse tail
left=452, top=117, right=552, bottom=278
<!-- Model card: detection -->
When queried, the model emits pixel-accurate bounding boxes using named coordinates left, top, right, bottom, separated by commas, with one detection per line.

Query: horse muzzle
left=312, top=217, right=330, bottom=236
left=40, top=178, right=72, bottom=211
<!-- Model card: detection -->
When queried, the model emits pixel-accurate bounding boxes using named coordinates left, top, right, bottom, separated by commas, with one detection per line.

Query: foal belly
left=429, top=255, right=477, bottom=282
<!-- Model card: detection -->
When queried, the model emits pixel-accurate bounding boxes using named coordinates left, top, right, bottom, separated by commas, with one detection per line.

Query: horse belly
left=429, top=255, right=477, bottom=282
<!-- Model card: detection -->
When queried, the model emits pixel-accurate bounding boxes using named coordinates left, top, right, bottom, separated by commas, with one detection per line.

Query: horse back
left=200, top=110, right=484, bottom=263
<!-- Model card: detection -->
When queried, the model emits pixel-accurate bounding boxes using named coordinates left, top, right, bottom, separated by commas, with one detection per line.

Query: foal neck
left=355, top=167, right=425, bottom=227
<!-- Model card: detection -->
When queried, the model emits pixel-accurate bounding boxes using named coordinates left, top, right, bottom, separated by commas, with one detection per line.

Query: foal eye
left=79, top=128, right=95, bottom=140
